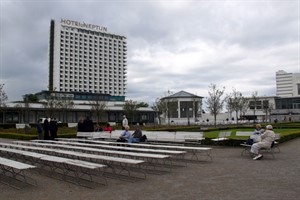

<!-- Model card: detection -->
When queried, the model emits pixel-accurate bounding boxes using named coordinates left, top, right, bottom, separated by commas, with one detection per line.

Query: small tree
left=206, top=84, right=226, bottom=127
left=226, top=89, right=247, bottom=124
left=151, top=98, right=167, bottom=125
left=24, top=93, right=39, bottom=102
left=123, top=100, right=139, bottom=124
left=91, top=99, right=107, bottom=123
left=137, top=102, right=149, bottom=107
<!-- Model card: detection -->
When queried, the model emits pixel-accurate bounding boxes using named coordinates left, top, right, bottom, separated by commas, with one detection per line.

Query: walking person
left=122, top=114, right=128, bottom=130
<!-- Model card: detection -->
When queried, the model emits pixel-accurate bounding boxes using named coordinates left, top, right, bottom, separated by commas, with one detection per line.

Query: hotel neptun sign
left=60, top=18, right=108, bottom=32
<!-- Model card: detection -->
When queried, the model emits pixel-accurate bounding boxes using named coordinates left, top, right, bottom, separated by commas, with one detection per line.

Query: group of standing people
left=36, top=117, right=58, bottom=140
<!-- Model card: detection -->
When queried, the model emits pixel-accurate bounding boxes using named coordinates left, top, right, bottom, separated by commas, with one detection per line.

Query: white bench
left=236, top=131, right=253, bottom=137
left=57, top=138, right=212, bottom=162
left=31, top=140, right=170, bottom=160
left=27, top=140, right=185, bottom=157
left=68, top=123, right=78, bottom=128
left=0, top=156, right=37, bottom=189
left=77, top=131, right=112, bottom=139
left=120, top=142, right=212, bottom=161
left=15, top=124, right=29, bottom=129
left=11, top=141, right=147, bottom=179
left=30, top=140, right=173, bottom=169
left=0, top=145, right=107, bottom=187
left=211, top=131, right=231, bottom=144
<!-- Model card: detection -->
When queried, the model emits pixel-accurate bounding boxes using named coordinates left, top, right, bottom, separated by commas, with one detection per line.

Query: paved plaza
left=0, top=138, right=299, bottom=200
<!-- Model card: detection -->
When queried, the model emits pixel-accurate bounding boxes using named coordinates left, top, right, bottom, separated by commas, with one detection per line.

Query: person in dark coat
left=77, top=117, right=85, bottom=132
left=49, top=118, right=58, bottom=140
left=43, top=118, right=50, bottom=140
left=36, top=119, right=43, bottom=140
left=83, top=116, right=94, bottom=132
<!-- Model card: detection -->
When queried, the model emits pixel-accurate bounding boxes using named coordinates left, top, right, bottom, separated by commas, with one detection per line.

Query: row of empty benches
left=0, top=137, right=212, bottom=189
left=77, top=130, right=274, bottom=144
left=77, top=130, right=206, bottom=143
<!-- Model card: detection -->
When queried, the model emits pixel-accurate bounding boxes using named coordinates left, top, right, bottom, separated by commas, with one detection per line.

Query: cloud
left=0, top=0, right=299, bottom=106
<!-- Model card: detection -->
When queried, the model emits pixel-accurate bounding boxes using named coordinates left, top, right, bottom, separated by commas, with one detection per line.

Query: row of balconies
left=59, top=85, right=125, bottom=90
left=60, top=47, right=126, bottom=54
left=59, top=67, right=125, bottom=72
left=59, top=43, right=127, bottom=53
left=59, top=61, right=126, bottom=67
left=58, top=74, right=126, bottom=80
left=59, top=58, right=125, bottom=64
left=60, top=34, right=126, bottom=44
left=61, top=30, right=126, bottom=44
left=59, top=88, right=126, bottom=95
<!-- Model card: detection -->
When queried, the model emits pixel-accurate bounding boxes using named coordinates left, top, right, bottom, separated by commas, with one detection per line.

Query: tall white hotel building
left=49, top=19, right=127, bottom=99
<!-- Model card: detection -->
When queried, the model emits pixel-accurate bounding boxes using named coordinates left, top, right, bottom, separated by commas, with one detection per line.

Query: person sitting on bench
left=245, top=124, right=264, bottom=145
left=117, top=125, right=132, bottom=142
left=131, top=125, right=143, bottom=143
left=251, top=125, right=275, bottom=160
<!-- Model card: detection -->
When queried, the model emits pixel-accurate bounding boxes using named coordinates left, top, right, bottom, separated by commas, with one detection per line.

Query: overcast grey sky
left=0, top=0, right=299, bottom=105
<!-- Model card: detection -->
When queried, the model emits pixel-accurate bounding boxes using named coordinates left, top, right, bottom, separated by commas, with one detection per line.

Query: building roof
left=161, top=90, right=203, bottom=100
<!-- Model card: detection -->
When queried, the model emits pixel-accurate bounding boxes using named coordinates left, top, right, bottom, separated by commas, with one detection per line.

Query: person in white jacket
left=251, top=124, right=275, bottom=160
left=122, top=114, right=128, bottom=130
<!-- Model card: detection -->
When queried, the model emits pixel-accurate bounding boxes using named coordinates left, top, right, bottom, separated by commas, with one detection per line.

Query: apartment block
left=276, top=70, right=300, bottom=97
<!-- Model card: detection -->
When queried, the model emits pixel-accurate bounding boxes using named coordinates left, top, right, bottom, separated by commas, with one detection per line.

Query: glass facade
left=275, top=97, right=300, bottom=109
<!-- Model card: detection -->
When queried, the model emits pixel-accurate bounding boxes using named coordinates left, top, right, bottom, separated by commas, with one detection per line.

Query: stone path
left=0, top=138, right=299, bottom=200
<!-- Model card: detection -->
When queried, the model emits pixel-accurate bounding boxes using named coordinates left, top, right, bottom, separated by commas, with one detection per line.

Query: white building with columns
left=160, top=91, right=203, bottom=125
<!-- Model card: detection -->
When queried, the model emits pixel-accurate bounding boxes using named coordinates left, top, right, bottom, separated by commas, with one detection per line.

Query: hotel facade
left=49, top=19, right=127, bottom=97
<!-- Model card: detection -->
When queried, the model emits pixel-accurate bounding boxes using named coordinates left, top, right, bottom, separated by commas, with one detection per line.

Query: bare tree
left=206, top=84, right=226, bottom=127
left=240, top=97, right=249, bottom=118
left=57, top=94, right=75, bottom=123
left=14, top=103, right=25, bottom=123
left=0, top=83, right=8, bottom=108
left=42, top=93, right=61, bottom=118
left=251, top=91, right=259, bottom=123
left=91, top=99, right=107, bottom=123
left=0, top=83, right=8, bottom=123
left=226, top=89, right=247, bottom=124
left=262, top=99, right=273, bottom=123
